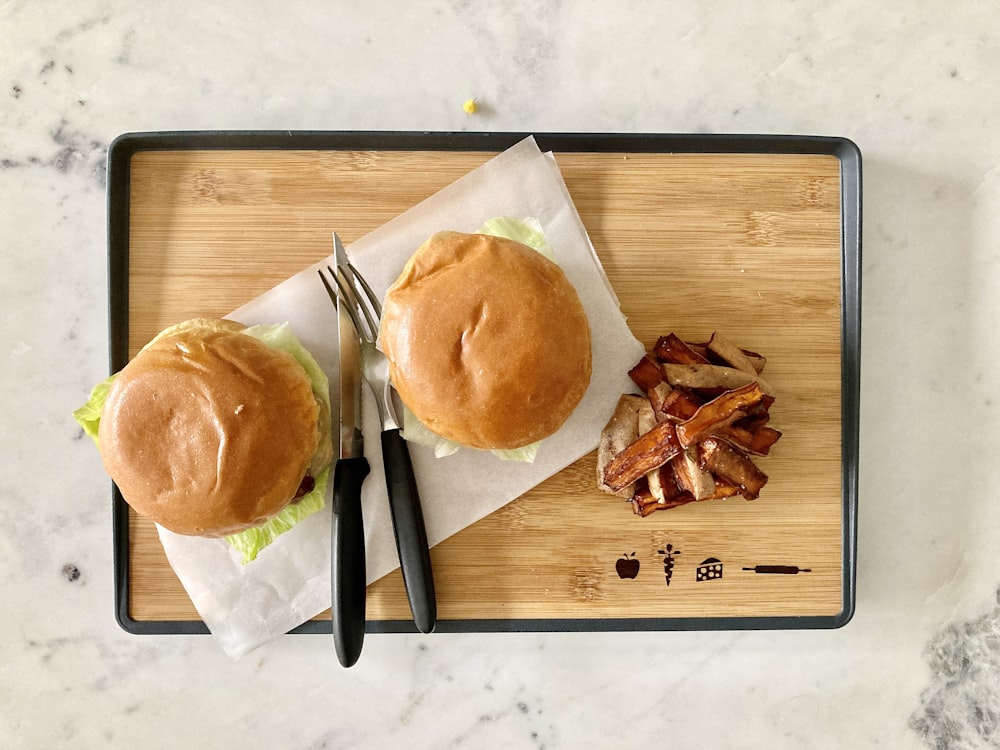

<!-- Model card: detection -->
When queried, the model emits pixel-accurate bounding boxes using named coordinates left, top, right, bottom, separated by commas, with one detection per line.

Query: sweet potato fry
left=630, top=481, right=655, bottom=515
left=648, top=461, right=689, bottom=503
left=675, top=382, right=766, bottom=448
left=696, top=337, right=767, bottom=373
left=655, top=493, right=696, bottom=513
left=715, top=415, right=782, bottom=456
left=628, top=355, right=664, bottom=392
left=654, top=333, right=710, bottom=365
left=636, top=398, right=656, bottom=436
left=602, top=419, right=683, bottom=493
left=631, top=481, right=695, bottom=516
left=602, top=331, right=780, bottom=515
left=706, top=332, right=775, bottom=393
left=662, top=363, right=760, bottom=392
left=742, top=350, right=767, bottom=374
left=705, top=479, right=745, bottom=500
left=697, top=437, right=768, bottom=500
left=707, top=332, right=759, bottom=375
left=659, top=386, right=702, bottom=421
left=596, top=394, right=647, bottom=497
left=670, top=448, right=716, bottom=500
left=647, top=381, right=674, bottom=420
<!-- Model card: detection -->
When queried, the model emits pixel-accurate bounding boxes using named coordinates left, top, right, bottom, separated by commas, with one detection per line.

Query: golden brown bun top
left=379, top=231, right=592, bottom=450
left=98, top=319, right=321, bottom=536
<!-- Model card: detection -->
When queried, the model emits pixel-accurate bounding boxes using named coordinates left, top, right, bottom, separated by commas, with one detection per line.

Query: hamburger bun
left=98, top=319, right=329, bottom=536
left=379, top=231, right=592, bottom=450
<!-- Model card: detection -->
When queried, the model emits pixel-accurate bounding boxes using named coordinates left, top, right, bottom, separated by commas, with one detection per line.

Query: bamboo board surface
left=120, top=141, right=851, bottom=628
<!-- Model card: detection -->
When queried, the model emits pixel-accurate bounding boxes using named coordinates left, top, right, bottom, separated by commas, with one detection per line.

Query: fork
left=326, top=237, right=437, bottom=634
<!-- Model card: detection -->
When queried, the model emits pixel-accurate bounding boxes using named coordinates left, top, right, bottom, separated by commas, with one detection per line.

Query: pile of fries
left=597, top=332, right=782, bottom=516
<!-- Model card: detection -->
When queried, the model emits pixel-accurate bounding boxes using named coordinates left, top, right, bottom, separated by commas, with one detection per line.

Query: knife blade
left=325, top=252, right=370, bottom=669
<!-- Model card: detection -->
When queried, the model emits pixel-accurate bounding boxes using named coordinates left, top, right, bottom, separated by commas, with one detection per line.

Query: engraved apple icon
left=616, top=552, right=640, bottom=579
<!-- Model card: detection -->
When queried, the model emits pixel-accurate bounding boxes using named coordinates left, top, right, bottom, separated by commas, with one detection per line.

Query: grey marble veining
left=3, top=0, right=1000, bottom=747
left=911, top=586, right=1000, bottom=748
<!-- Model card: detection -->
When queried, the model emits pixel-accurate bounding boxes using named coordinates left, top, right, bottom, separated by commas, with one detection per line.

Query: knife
left=324, top=264, right=370, bottom=668
left=333, top=236, right=437, bottom=634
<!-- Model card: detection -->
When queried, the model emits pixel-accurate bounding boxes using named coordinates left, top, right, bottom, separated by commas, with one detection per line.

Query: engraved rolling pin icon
left=742, top=565, right=811, bottom=574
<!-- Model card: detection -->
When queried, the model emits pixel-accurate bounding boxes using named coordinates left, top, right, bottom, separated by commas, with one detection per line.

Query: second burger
left=378, top=226, right=592, bottom=457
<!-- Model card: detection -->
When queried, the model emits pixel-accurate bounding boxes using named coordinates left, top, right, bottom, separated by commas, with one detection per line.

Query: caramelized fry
left=697, top=437, right=768, bottom=500
left=715, top=415, right=782, bottom=456
left=648, top=461, right=688, bottom=503
left=654, top=333, right=710, bottom=365
left=670, top=448, right=716, bottom=500
left=629, top=482, right=655, bottom=515
left=628, top=355, right=663, bottom=392
left=705, top=479, right=744, bottom=500
left=630, top=482, right=695, bottom=516
left=605, top=332, right=780, bottom=514
left=676, top=382, right=766, bottom=448
left=660, top=386, right=703, bottom=421
left=602, top=419, right=683, bottom=493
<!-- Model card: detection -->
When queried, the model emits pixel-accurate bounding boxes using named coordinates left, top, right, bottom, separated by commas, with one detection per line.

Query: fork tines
left=318, top=261, right=383, bottom=347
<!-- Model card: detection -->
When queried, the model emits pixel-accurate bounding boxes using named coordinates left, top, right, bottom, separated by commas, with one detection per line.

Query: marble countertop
left=3, top=1, right=999, bottom=747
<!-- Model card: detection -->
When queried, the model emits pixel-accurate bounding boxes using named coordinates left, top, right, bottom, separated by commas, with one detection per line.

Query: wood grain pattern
left=125, top=148, right=845, bottom=624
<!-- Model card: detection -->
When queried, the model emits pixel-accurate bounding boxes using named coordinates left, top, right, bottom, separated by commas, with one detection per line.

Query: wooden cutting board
left=110, top=132, right=860, bottom=633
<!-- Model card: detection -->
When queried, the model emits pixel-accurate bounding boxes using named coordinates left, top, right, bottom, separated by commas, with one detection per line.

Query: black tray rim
left=107, top=130, right=861, bottom=637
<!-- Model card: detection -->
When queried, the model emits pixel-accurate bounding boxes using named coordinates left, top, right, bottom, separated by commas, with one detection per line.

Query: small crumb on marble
left=62, top=563, right=81, bottom=582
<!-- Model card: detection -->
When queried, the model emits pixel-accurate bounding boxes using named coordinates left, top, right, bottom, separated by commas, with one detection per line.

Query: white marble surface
left=3, top=1, right=999, bottom=747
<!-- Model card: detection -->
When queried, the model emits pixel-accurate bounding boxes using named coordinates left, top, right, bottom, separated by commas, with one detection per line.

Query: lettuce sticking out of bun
left=74, top=320, right=333, bottom=563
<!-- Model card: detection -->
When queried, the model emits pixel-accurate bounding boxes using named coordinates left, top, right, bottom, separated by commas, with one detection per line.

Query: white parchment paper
left=157, top=136, right=645, bottom=658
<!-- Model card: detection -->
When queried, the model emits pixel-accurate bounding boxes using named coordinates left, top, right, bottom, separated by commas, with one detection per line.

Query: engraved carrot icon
left=657, top=544, right=680, bottom=585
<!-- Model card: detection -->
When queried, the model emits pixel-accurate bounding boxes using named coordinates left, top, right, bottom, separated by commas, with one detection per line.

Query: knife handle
left=381, top=428, right=437, bottom=633
left=331, top=456, right=370, bottom=667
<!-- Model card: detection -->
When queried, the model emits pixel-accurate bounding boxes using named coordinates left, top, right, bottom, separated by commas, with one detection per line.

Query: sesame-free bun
left=98, top=319, right=323, bottom=536
left=379, top=231, right=592, bottom=450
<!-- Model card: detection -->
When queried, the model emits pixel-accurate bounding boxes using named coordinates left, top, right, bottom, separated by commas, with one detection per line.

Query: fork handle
left=381, top=428, right=437, bottom=633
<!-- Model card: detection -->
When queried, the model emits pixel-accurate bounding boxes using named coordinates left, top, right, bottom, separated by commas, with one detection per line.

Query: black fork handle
left=381, top=428, right=437, bottom=633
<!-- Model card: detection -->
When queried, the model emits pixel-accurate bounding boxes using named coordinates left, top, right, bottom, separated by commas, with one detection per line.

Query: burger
left=74, top=318, right=333, bottom=562
left=378, top=224, right=592, bottom=459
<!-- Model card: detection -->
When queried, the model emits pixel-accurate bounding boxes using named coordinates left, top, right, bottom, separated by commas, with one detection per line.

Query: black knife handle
left=381, top=428, right=437, bottom=633
left=331, top=456, right=370, bottom=667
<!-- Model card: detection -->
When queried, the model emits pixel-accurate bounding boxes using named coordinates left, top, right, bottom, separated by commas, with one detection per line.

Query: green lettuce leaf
left=400, top=403, right=461, bottom=458
left=476, top=216, right=556, bottom=261
left=490, top=443, right=541, bottom=463
left=402, top=402, right=541, bottom=463
left=73, top=373, right=118, bottom=444
left=225, top=465, right=329, bottom=564
left=242, top=322, right=330, bottom=412
left=72, top=322, right=331, bottom=562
